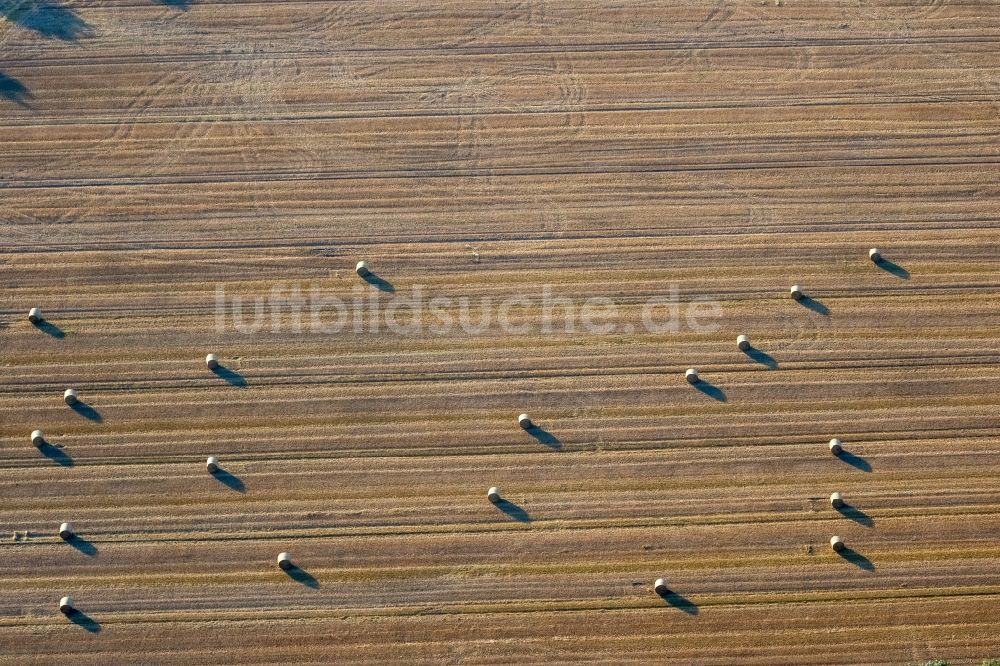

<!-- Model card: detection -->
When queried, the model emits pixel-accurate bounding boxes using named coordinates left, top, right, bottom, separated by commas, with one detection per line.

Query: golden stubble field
left=1, top=1, right=999, bottom=664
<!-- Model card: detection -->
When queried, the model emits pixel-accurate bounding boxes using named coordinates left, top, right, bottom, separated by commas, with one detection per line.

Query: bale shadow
left=66, top=609, right=101, bottom=633
left=211, top=469, right=246, bottom=493
left=495, top=499, right=530, bottom=522
left=0, top=71, right=32, bottom=107
left=3, top=0, right=95, bottom=41
left=67, top=535, right=98, bottom=557
left=362, top=272, right=395, bottom=293
left=838, top=547, right=875, bottom=571
left=693, top=379, right=726, bottom=402
left=211, top=365, right=247, bottom=387
left=33, top=319, right=66, bottom=339
left=875, top=258, right=909, bottom=279
left=70, top=401, right=103, bottom=423
left=745, top=347, right=778, bottom=369
left=526, top=426, right=561, bottom=451
left=797, top=296, right=830, bottom=316
left=839, top=450, right=872, bottom=473
left=283, top=564, right=320, bottom=589
left=657, top=588, right=699, bottom=615
left=836, top=504, right=874, bottom=528
left=38, top=442, right=74, bottom=467
left=155, top=0, right=194, bottom=9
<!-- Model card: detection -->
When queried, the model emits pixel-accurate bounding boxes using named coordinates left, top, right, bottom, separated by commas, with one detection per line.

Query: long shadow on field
left=797, top=296, right=830, bottom=316
left=283, top=564, right=320, bottom=589
left=0, top=71, right=33, bottom=108
left=70, top=400, right=103, bottom=423
left=155, top=0, right=194, bottom=9
left=2, top=0, right=94, bottom=41
left=66, top=535, right=98, bottom=557
left=692, top=378, right=726, bottom=402
left=494, top=499, right=530, bottom=522
left=211, top=469, right=246, bottom=493
left=838, top=547, right=875, bottom=572
left=66, top=609, right=101, bottom=633
left=526, top=425, right=561, bottom=451
left=839, top=450, right=871, bottom=473
left=211, top=365, right=247, bottom=387
left=32, top=319, right=66, bottom=339
left=836, top=503, right=874, bottom=528
left=744, top=346, right=778, bottom=369
left=362, top=271, right=395, bottom=293
left=38, top=442, right=74, bottom=466
left=875, top=258, right=910, bottom=280
left=657, top=588, right=699, bottom=615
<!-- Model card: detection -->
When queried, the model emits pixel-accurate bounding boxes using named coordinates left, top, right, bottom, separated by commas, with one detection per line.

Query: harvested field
left=2, top=1, right=1000, bottom=664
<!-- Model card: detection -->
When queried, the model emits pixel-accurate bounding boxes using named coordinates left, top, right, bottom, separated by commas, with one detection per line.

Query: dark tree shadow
left=33, top=319, right=66, bottom=339
left=3, top=0, right=95, bottom=41
left=0, top=71, right=32, bottom=107
left=495, top=499, right=530, bottom=522
left=70, top=401, right=103, bottom=423
left=283, top=564, right=319, bottom=589
left=839, top=450, right=872, bottom=473
left=67, top=535, right=98, bottom=557
left=657, top=588, right=699, bottom=615
left=211, top=365, right=247, bottom=387
left=38, top=442, right=74, bottom=467
left=838, top=547, right=875, bottom=571
left=745, top=347, right=778, bottom=369
left=66, top=609, right=101, bottom=633
left=211, top=469, right=245, bottom=493
left=836, top=504, right=874, bottom=528
left=362, top=272, right=395, bottom=293
left=797, top=296, right=830, bottom=316
left=526, top=426, right=561, bottom=451
left=875, top=258, right=909, bottom=279
left=692, top=379, right=726, bottom=402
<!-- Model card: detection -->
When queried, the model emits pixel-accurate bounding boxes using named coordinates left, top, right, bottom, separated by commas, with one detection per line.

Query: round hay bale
left=869, top=248, right=881, bottom=262
left=59, top=596, right=74, bottom=614
left=790, top=285, right=803, bottom=300
left=685, top=368, right=699, bottom=384
left=59, top=522, right=75, bottom=540
left=205, top=354, right=220, bottom=370
left=63, top=389, right=78, bottom=406
left=737, top=334, right=751, bottom=352
left=830, top=535, right=845, bottom=552
left=206, top=456, right=220, bottom=473
left=830, top=492, right=845, bottom=509
left=518, top=413, right=533, bottom=430
left=277, top=552, right=293, bottom=570
left=487, top=486, right=501, bottom=503
left=653, top=578, right=668, bottom=595
left=829, top=438, right=843, bottom=456
left=31, top=430, right=45, bottom=447
left=356, top=261, right=370, bottom=277
left=28, top=307, right=42, bottom=324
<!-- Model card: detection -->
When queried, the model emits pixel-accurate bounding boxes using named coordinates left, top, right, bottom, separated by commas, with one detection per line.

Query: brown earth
left=1, top=1, right=999, bottom=664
